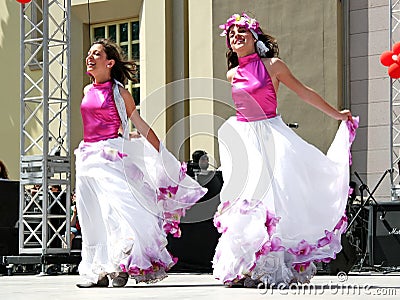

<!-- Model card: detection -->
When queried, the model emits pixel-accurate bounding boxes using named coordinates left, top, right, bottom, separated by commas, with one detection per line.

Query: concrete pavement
left=0, top=272, right=399, bottom=300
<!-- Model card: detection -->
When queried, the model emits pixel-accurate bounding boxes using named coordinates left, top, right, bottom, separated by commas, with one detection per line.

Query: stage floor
left=0, top=272, right=399, bottom=299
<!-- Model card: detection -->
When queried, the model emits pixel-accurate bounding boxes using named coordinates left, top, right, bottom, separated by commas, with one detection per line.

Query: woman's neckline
left=237, top=52, right=260, bottom=67
left=93, top=79, right=113, bottom=86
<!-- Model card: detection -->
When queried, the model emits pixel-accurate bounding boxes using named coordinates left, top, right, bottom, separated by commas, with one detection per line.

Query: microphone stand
left=346, top=171, right=389, bottom=230
left=347, top=169, right=392, bottom=272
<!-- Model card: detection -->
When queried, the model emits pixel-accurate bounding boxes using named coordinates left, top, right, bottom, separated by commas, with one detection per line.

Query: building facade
left=0, top=0, right=392, bottom=199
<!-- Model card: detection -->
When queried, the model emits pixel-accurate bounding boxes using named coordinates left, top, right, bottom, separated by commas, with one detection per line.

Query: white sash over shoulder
left=112, top=79, right=129, bottom=140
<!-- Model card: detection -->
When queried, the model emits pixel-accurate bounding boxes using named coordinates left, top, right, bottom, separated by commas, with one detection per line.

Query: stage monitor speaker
left=167, top=171, right=223, bottom=273
left=0, top=180, right=19, bottom=257
left=324, top=234, right=357, bottom=275
left=0, top=180, right=19, bottom=227
left=368, top=202, right=400, bottom=267
left=0, top=227, right=18, bottom=256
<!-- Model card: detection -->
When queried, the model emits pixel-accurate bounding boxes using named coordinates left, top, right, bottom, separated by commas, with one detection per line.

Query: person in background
left=0, top=160, right=9, bottom=180
left=70, top=190, right=80, bottom=248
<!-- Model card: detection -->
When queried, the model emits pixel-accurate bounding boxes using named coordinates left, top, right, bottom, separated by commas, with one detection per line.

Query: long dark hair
left=226, top=30, right=279, bottom=70
left=90, top=38, right=138, bottom=85
left=0, top=160, right=9, bottom=179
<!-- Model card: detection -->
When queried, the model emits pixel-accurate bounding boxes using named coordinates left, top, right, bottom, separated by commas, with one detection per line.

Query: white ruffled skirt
left=75, top=137, right=207, bottom=284
left=213, top=115, right=356, bottom=286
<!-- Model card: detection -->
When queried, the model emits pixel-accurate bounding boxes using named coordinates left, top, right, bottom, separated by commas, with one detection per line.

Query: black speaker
left=0, top=180, right=19, bottom=257
left=0, top=227, right=18, bottom=256
left=0, top=180, right=19, bottom=227
left=368, top=202, right=400, bottom=267
left=325, top=233, right=357, bottom=274
left=167, top=171, right=223, bottom=272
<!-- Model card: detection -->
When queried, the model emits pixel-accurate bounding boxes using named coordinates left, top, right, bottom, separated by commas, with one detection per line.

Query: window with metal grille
left=91, top=19, right=140, bottom=108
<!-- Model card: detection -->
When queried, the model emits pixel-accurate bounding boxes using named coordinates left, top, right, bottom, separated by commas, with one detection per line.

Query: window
left=91, top=19, right=140, bottom=108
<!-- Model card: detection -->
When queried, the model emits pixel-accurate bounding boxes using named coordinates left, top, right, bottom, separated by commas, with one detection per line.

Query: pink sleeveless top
left=81, top=80, right=121, bottom=142
left=232, top=52, right=277, bottom=122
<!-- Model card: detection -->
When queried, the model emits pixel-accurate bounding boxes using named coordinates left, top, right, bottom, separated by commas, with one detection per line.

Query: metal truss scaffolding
left=391, top=0, right=400, bottom=197
left=18, top=0, right=71, bottom=256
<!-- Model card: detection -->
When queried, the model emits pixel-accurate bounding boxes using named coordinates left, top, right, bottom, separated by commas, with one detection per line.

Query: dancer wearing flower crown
left=212, top=13, right=358, bottom=287
left=74, top=39, right=206, bottom=288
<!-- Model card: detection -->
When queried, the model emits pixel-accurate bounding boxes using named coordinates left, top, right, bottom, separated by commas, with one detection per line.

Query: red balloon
left=380, top=51, right=395, bottom=67
left=393, top=42, right=400, bottom=54
left=16, top=0, right=31, bottom=4
left=388, top=63, right=400, bottom=79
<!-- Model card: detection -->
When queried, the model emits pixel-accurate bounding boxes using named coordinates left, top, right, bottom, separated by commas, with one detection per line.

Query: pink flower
left=249, top=262, right=257, bottom=272
left=158, top=185, right=179, bottom=201
left=219, top=13, right=261, bottom=37
left=334, top=214, right=348, bottom=232
left=171, top=255, right=178, bottom=265
left=255, top=237, right=284, bottom=260
left=213, top=215, right=228, bottom=233
left=128, top=265, right=141, bottom=275
left=347, top=116, right=359, bottom=143
left=288, top=240, right=316, bottom=257
left=163, top=221, right=181, bottom=237
left=346, top=116, right=359, bottom=165
left=317, top=230, right=334, bottom=248
left=101, top=146, right=128, bottom=161
left=179, top=162, right=187, bottom=181
left=315, top=257, right=332, bottom=263
left=293, top=261, right=311, bottom=273
left=270, top=237, right=285, bottom=252
left=163, top=211, right=182, bottom=221
left=239, top=199, right=253, bottom=214
left=216, top=200, right=230, bottom=214
left=120, top=264, right=127, bottom=273
left=265, top=210, right=280, bottom=236
left=256, top=241, right=271, bottom=259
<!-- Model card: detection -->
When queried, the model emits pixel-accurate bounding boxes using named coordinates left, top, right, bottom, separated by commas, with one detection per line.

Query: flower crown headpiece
left=219, top=13, right=262, bottom=37
left=219, top=13, right=269, bottom=56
